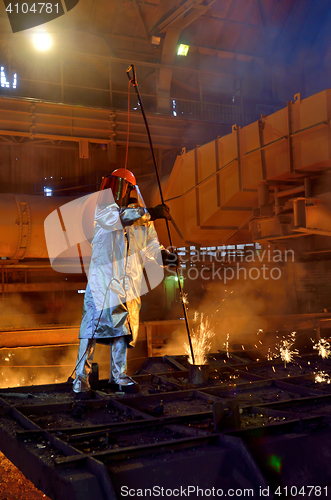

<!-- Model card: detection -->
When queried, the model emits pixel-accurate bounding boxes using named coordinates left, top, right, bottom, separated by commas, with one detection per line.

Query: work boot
left=116, top=375, right=140, bottom=393
left=73, top=390, right=94, bottom=401
left=72, top=339, right=96, bottom=393
left=107, top=374, right=120, bottom=391
left=110, top=337, right=140, bottom=393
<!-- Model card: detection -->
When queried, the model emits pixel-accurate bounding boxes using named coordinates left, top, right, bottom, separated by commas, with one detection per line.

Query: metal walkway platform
left=0, top=352, right=331, bottom=499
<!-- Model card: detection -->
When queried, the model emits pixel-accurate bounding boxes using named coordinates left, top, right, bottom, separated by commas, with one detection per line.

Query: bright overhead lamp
left=177, top=44, right=189, bottom=56
left=151, top=36, right=161, bottom=46
left=33, top=32, right=52, bottom=51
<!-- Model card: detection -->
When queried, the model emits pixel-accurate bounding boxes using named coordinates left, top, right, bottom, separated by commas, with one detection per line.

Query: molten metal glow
left=315, top=371, right=331, bottom=384
left=311, top=338, right=331, bottom=359
left=184, top=313, right=214, bottom=365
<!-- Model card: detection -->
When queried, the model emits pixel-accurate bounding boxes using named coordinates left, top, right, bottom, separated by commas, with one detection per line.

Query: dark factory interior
left=1, top=0, right=331, bottom=499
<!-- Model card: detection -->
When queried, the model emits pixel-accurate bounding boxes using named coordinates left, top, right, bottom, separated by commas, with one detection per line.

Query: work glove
left=161, top=249, right=179, bottom=268
left=147, top=204, right=171, bottom=221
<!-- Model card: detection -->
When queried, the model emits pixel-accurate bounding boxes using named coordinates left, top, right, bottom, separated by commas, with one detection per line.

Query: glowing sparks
left=315, top=371, right=331, bottom=384
left=184, top=312, right=214, bottom=365
left=311, top=338, right=331, bottom=359
left=181, top=293, right=189, bottom=305
left=277, top=332, right=298, bottom=368
left=4, top=352, right=13, bottom=362
left=224, top=333, right=230, bottom=358
left=267, top=332, right=299, bottom=368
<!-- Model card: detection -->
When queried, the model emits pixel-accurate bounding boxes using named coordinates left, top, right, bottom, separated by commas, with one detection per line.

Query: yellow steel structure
left=153, top=89, right=331, bottom=249
left=0, top=95, right=185, bottom=150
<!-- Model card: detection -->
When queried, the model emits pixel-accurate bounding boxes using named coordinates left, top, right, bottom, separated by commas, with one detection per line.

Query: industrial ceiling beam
left=291, top=0, right=331, bottom=55
left=267, top=0, right=307, bottom=60
left=150, top=0, right=218, bottom=35
left=110, top=0, right=121, bottom=35
left=169, top=0, right=219, bottom=32
left=232, top=0, right=264, bottom=54
left=0, top=35, right=240, bottom=81
left=190, top=44, right=264, bottom=63
left=255, top=0, right=266, bottom=28
left=255, top=0, right=273, bottom=47
left=153, top=0, right=226, bottom=112
left=157, top=27, right=181, bottom=113
left=61, top=48, right=241, bottom=80
left=80, top=30, right=267, bottom=65
left=150, top=0, right=196, bottom=35
left=213, top=0, right=239, bottom=53
left=88, top=0, right=97, bottom=32
left=132, top=0, right=150, bottom=41
left=88, top=31, right=267, bottom=64
left=88, top=19, right=280, bottom=42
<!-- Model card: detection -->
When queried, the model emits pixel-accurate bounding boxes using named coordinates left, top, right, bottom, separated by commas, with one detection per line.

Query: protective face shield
left=98, top=169, right=136, bottom=206
left=127, top=188, right=138, bottom=205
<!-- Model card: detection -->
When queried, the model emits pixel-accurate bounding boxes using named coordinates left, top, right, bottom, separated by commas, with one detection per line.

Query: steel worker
left=73, top=168, right=177, bottom=397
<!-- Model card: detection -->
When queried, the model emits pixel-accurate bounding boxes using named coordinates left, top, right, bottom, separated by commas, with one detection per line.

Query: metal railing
left=172, top=98, right=257, bottom=125
left=0, top=75, right=270, bottom=128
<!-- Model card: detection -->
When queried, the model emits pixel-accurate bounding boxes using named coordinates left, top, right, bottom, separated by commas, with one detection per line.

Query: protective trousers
left=72, top=336, right=128, bottom=393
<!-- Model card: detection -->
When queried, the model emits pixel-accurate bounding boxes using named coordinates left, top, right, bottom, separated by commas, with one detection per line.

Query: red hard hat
left=98, top=169, right=136, bottom=205
left=111, top=168, right=136, bottom=186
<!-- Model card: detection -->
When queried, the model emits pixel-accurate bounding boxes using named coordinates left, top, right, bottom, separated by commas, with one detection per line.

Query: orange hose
left=124, top=80, right=131, bottom=170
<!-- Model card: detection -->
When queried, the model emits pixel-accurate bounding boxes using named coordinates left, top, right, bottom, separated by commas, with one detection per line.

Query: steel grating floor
left=0, top=352, right=331, bottom=499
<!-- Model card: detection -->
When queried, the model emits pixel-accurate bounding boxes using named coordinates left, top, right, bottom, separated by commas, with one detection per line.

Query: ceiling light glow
left=33, top=32, right=52, bottom=51
left=177, top=44, right=189, bottom=56
left=151, top=36, right=161, bottom=46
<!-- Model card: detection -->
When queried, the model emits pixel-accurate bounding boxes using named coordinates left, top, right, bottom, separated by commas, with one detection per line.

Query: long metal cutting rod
left=126, top=64, right=195, bottom=364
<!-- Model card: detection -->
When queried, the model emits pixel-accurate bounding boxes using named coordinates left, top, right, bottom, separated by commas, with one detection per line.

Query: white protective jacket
left=79, top=201, right=164, bottom=347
